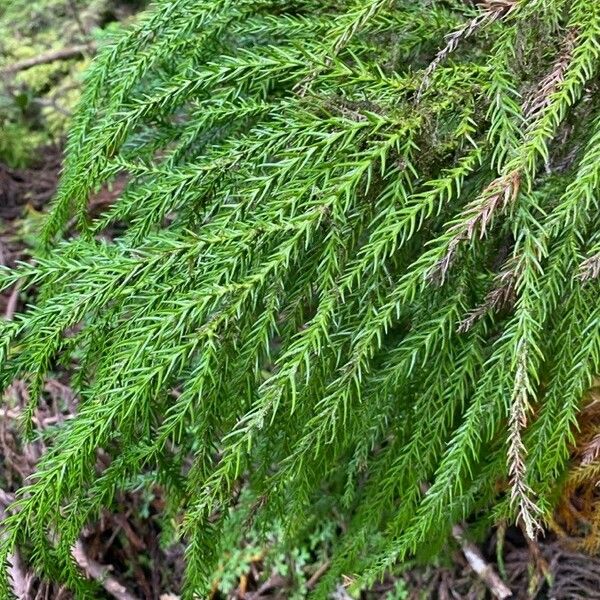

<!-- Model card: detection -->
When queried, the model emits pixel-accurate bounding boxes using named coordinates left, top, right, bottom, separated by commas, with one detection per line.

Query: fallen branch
left=5, top=548, right=32, bottom=599
left=72, top=540, right=141, bottom=600
left=4, top=280, right=23, bottom=321
left=453, top=524, right=513, bottom=599
left=0, top=490, right=34, bottom=598
left=2, top=43, right=97, bottom=74
left=306, top=560, right=331, bottom=590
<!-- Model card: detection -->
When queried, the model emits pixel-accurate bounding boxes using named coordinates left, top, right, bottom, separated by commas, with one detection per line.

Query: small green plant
left=385, top=579, right=409, bottom=600
left=209, top=491, right=336, bottom=598
left=0, top=0, right=599, bottom=598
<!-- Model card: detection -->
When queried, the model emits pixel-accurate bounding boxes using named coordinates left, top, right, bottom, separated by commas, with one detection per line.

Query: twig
left=4, top=280, right=23, bottom=321
left=6, top=549, right=32, bottom=599
left=2, top=44, right=97, bottom=74
left=306, top=560, right=331, bottom=590
left=452, top=524, right=513, bottom=599
left=72, top=540, right=141, bottom=600
left=0, top=490, right=34, bottom=598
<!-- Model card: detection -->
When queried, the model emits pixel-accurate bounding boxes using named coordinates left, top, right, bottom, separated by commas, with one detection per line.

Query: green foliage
left=0, top=0, right=137, bottom=166
left=1, top=0, right=600, bottom=597
left=211, top=491, right=337, bottom=599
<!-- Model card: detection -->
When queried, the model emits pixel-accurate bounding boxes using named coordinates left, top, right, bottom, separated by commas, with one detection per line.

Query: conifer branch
left=1, top=0, right=599, bottom=596
left=418, top=0, right=517, bottom=99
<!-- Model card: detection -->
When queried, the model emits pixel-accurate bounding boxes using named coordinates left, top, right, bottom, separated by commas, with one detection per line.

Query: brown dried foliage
left=417, top=0, right=517, bottom=99
left=508, top=357, right=543, bottom=540
left=578, top=253, right=600, bottom=281
left=458, top=265, right=516, bottom=332
left=429, top=170, right=520, bottom=284
left=553, top=380, right=600, bottom=555
left=523, top=29, right=579, bottom=123
left=429, top=24, right=578, bottom=285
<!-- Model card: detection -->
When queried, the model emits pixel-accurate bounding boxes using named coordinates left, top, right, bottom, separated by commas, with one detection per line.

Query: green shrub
left=1, top=0, right=599, bottom=597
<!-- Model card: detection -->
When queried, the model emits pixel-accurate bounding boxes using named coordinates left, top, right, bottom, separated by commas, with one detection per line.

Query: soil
left=0, top=147, right=61, bottom=221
